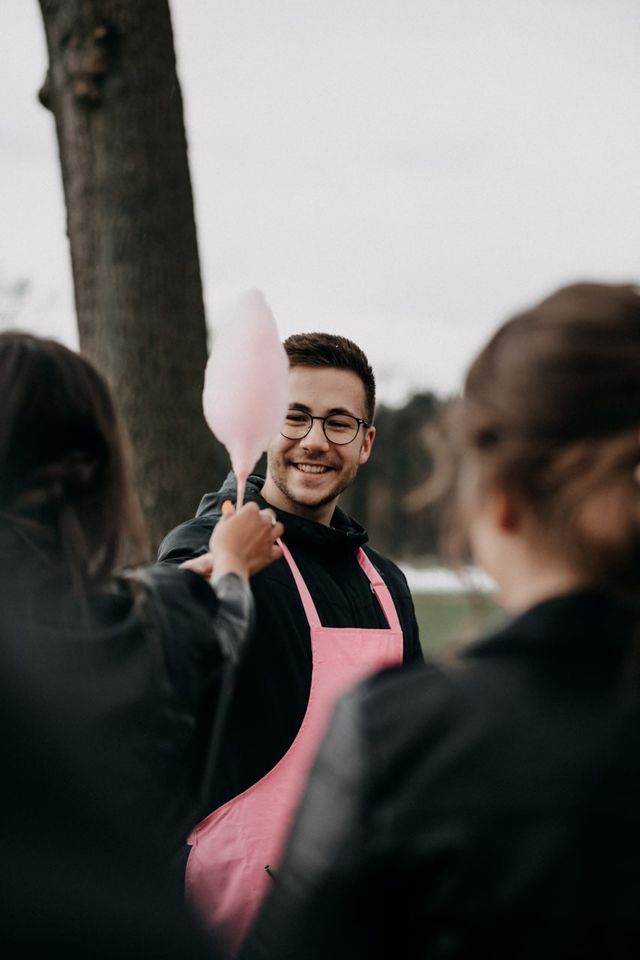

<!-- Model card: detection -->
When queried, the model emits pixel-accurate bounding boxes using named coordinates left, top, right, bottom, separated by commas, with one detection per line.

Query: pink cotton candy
left=202, top=289, right=289, bottom=506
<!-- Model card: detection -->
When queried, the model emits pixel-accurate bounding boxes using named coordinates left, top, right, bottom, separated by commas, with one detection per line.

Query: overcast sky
left=1, top=0, right=639, bottom=403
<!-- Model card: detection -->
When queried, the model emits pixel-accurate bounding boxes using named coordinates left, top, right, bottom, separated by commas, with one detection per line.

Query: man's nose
left=301, top=418, right=330, bottom=450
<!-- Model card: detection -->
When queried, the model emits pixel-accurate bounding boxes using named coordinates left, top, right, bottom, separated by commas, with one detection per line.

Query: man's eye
left=326, top=417, right=352, bottom=431
left=285, top=413, right=309, bottom=425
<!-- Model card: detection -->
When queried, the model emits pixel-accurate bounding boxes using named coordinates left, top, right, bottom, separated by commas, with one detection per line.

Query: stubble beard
left=269, top=458, right=357, bottom=517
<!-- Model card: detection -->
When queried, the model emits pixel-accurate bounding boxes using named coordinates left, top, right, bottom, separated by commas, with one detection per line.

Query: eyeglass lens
left=282, top=412, right=361, bottom=444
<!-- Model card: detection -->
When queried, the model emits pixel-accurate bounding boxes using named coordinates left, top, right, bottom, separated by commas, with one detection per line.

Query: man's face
left=261, top=365, right=376, bottom=525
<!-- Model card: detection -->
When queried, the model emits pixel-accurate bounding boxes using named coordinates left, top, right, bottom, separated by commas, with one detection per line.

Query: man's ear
left=358, top=425, right=376, bottom=465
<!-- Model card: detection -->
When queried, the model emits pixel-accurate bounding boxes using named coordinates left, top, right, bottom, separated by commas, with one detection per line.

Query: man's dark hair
left=283, top=332, right=376, bottom=423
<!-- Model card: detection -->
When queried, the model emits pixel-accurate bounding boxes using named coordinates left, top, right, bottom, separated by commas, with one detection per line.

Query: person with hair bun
left=0, top=331, right=284, bottom=870
left=240, top=282, right=640, bottom=960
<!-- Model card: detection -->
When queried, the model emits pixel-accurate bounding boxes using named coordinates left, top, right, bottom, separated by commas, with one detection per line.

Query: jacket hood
left=196, top=472, right=368, bottom=555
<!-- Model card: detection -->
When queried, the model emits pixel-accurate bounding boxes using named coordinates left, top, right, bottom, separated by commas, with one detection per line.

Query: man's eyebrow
left=327, top=406, right=360, bottom=418
left=287, top=402, right=361, bottom=418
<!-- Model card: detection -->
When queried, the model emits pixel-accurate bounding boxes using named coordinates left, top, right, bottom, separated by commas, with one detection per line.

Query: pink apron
left=185, top=540, right=404, bottom=953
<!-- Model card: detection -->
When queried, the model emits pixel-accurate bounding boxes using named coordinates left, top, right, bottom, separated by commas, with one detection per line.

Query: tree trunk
left=38, top=0, right=225, bottom=550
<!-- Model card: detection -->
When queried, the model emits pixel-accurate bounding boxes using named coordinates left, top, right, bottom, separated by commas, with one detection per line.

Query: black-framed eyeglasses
left=281, top=411, right=369, bottom=445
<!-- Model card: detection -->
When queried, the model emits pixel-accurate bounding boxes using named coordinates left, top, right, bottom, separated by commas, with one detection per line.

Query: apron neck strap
left=278, top=539, right=322, bottom=627
left=355, top=548, right=403, bottom=633
left=278, top=539, right=402, bottom=633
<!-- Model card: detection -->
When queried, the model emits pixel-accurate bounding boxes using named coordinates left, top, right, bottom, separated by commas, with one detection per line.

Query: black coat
left=158, top=472, right=422, bottom=812
left=1, top=610, right=224, bottom=958
left=0, top=518, right=252, bottom=862
left=241, top=591, right=640, bottom=960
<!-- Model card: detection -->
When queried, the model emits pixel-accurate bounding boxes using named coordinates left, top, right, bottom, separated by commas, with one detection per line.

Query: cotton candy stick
left=202, top=289, right=289, bottom=506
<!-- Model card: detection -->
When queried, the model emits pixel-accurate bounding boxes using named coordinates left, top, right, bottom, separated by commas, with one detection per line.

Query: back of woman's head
left=0, top=332, right=146, bottom=589
left=459, top=282, right=640, bottom=598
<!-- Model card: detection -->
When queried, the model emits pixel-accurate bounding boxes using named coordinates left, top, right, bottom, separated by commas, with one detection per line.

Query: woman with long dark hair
left=240, top=282, right=640, bottom=960
left=0, top=330, right=283, bottom=862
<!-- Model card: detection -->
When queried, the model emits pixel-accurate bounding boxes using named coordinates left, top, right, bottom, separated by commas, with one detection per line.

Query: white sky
left=1, top=0, right=639, bottom=403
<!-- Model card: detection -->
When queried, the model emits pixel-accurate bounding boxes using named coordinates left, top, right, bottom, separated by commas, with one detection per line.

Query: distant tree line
left=339, top=391, right=453, bottom=561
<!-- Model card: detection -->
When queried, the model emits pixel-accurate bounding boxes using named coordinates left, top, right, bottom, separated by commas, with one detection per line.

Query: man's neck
left=260, top=477, right=335, bottom=526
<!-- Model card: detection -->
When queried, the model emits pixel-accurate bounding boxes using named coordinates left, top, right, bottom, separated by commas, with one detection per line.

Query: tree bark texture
left=38, top=0, right=225, bottom=549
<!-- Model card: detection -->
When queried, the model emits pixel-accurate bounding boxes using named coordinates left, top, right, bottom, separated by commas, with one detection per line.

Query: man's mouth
left=291, top=462, right=334, bottom=474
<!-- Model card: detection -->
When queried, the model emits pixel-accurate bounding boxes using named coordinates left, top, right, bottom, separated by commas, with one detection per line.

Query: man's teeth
left=295, top=464, right=329, bottom=474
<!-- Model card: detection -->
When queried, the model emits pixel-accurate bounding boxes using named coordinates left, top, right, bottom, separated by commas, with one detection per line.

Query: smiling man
left=158, top=333, right=421, bottom=951
left=261, top=362, right=375, bottom=522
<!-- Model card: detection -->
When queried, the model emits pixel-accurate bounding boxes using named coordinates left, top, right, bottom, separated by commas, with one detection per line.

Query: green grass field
left=413, top=592, right=504, bottom=657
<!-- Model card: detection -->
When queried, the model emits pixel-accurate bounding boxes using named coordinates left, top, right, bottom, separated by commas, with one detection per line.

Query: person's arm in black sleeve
left=137, top=565, right=253, bottom=711
left=238, top=686, right=382, bottom=960
left=207, top=570, right=254, bottom=667
left=153, top=502, right=283, bottom=699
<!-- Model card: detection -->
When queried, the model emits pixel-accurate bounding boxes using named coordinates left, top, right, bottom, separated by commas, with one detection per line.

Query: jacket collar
left=196, top=472, right=369, bottom=556
left=467, top=590, right=636, bottom=662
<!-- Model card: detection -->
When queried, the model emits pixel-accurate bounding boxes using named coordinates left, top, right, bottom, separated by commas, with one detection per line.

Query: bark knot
left=67, top=22, right=115, bottom=106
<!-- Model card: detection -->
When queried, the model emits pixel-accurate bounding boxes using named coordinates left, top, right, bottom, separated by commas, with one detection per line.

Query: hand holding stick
left=181, top=501, right=283, bottom=581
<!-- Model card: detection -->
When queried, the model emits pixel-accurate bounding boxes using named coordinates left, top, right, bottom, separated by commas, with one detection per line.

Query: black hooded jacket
left=158, top=472, right=421, bottom=811
left=240, top=591, right=640, bottom=960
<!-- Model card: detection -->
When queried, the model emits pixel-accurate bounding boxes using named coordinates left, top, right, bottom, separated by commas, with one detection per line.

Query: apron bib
left=185, top=540, right=404, bottom=952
